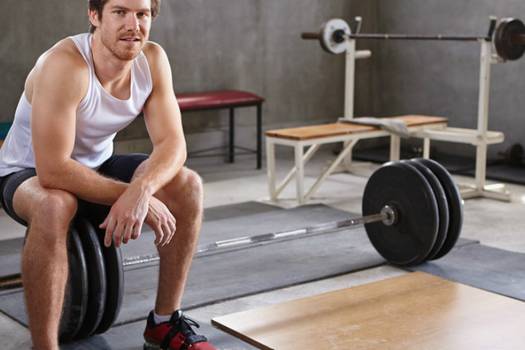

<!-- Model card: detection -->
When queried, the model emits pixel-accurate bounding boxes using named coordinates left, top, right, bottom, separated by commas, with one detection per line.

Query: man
left=0, top=1, right=216, bottom=349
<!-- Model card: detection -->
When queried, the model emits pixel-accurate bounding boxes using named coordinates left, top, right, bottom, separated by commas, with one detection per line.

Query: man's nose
left=124, top=13, right=140, bottom=31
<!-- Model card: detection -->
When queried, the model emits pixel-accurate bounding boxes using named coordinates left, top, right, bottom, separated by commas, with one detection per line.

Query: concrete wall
left=0, top=1, right=378, bottom=153
left=372, top=0, right=525, bottom=157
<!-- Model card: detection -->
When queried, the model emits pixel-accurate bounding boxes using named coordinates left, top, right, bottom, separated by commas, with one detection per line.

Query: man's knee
left=182, top=168, right=203, bottom=198
left=161, top=168, right=203, bottom=211
left=31, top=189, right=78, bottom=232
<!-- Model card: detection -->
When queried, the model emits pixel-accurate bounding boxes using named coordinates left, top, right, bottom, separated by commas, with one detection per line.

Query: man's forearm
left=38, top=158, right=128, bottom=205
left=131, top=139, right=186, bottom=196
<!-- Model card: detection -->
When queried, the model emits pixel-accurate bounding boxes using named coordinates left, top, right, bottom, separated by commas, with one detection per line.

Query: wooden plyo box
left=212, top=272, right=525, bottom=350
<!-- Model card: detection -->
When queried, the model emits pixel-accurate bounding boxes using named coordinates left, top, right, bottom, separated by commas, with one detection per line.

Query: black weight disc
left=75, top=217, right=107, bottom=338
left=362, top=162, right=439, bottom=266
left=416, top=158, right=463, bottom=260
left=59, top=227, right=88, bottom=343
left=495, top=18, right=525, bottom=61
left=95, top=226, right=124, bottom=334
left=408, top=159, right=449, bottom=260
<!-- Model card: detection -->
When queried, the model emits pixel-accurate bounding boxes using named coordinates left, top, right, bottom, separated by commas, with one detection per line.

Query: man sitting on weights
left=0, top=0, right=216, bottom=349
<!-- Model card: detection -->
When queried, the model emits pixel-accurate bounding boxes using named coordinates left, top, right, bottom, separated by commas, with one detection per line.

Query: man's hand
left=100, top=186, right=176, bottom=248
left=100, top=185, right=151, bottom=247
left=145, top=196, right=177, bottom=247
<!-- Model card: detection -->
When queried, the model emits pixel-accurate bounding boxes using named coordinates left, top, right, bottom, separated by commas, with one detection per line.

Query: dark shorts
left=0, top=153, right=149, bottom=226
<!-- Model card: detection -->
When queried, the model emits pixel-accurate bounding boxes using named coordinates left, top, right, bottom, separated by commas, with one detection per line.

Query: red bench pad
left=177, top=90, right=264, bottom=112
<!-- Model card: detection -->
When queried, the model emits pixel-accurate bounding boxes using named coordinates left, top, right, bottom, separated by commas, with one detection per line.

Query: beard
left=100, top=31, right=145, bottom=61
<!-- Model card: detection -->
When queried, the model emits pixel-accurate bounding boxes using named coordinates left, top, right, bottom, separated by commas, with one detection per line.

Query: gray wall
left=0, top=1, right=377, bottom=151
left=7, top=1, right=520, bottom=159
left=372, top=0, right=525, bottom=157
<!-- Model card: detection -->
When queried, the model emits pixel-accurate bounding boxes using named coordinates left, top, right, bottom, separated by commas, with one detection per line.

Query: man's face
left=90, top=0, right=152, bottom=61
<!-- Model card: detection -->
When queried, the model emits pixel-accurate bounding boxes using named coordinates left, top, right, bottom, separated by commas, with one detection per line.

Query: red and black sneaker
left=143, top=310, right=217, bottom=350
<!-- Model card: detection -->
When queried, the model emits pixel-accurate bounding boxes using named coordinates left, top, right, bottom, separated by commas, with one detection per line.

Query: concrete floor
left=1, top=147, right=524, bottom=349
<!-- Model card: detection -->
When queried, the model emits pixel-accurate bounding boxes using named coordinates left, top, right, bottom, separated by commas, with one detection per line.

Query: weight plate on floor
left=408, top=159, right=449, bottom=260
left=75, top=217, right=107, bottom=338
left=494, top=18, right=525, bottom=61
left=59, top=227, right=88, bottom=343
left=416, top=158, right=463, bottom=260
left=362, top=162, right=439, bottom=266
left=94, top=226, right=124, bottom=334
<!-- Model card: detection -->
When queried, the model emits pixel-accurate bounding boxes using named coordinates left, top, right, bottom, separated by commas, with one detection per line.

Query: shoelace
left=161, top=314, right=208, bottom=350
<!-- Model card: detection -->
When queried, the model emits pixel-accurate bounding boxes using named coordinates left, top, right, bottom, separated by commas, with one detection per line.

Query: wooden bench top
left=212, top=272, right=525, bottom=350
left=265, top=115, right=447, bottom=140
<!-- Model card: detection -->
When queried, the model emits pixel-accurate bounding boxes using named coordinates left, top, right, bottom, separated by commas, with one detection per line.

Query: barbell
left=0, top=158, right=463, bottom=343
left=302, top=17, right=525, bottom=61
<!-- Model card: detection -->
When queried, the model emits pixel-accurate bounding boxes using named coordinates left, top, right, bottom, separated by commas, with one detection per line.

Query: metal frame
left=266, top=17, right=510, bottom=205
left=266, top=123, right=446, bottom=205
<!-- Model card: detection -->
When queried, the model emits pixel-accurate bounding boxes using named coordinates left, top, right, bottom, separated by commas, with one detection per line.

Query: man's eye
left=114, top=10, right=125, bottom=15
left=137, top=12, right=148, bottom=18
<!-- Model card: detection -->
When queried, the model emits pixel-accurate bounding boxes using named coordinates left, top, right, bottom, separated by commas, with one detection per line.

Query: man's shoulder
left=36, top=37, right=88, bottom=76
left=142, top=41, right=168, bottom=63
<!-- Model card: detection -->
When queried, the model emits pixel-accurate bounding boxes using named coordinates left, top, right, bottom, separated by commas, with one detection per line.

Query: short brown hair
left=88, top=0, right=161, bottom=33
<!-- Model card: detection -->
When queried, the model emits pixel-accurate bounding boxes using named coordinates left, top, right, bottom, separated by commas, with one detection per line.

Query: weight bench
left=177, top=90, right=265, bottom=169
left=265, top=115, right=447, bottom=204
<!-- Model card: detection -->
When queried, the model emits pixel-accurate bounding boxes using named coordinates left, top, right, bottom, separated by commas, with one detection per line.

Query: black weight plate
left=416, top=158, right=463, bottom=260
left=75, top=217, right=107, bottom=338
left=95, top=226, right=124, bottom=334
left=362, top=162, right=439, bottom=266
left=408, top=159, right=449, bottom=260
left=59, top=227, right=88, bottom=343
left=495, top=18, right=525, bottom=61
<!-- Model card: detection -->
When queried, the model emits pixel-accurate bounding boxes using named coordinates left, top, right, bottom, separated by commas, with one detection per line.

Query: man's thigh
left=0, top=168, right=37, bottom=226
left=0, top=154, right=149, bottom=226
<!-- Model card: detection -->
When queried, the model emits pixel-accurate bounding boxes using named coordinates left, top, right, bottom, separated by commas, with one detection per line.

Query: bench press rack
left=266, top=17, right=510, bottom=205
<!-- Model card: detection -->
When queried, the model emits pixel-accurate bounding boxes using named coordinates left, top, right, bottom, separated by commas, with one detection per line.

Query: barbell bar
left=122, top=205, right=397, bottom=269
left=302, top=17, right=525, bottom=61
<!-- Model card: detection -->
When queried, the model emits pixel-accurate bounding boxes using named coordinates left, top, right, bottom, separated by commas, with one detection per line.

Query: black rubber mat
left=458, top=163, right=525, bottom=185
left=0, top=203, right=385, bottom=328
left=407, top=243, right=525, bottom=301
left=0, top=201, right=476, bottom=336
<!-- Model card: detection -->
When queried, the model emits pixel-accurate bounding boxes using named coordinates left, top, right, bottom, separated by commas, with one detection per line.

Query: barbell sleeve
left=301, top=32, right=322, bottom=40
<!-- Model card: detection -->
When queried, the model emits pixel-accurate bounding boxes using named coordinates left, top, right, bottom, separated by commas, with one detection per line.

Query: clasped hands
left=100, top=185, right=176, bottom=248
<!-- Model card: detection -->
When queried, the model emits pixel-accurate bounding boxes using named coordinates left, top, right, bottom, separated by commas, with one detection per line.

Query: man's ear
left=88, top=9, right=101, bottom=30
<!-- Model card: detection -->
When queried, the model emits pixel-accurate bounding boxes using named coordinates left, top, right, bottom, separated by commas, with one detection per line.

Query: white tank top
left=0, top=33, right=153, bottom=177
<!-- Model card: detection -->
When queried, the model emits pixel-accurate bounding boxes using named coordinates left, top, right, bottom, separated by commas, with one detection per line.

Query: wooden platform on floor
left=212, top=272, right=525, bottom=350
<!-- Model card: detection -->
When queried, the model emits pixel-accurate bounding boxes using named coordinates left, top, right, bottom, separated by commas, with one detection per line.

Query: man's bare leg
left=13, top=178, right=78, bottom=350
left=154, top=168, right=203, bottom=314
left=133, top=165, right=203, bottom=315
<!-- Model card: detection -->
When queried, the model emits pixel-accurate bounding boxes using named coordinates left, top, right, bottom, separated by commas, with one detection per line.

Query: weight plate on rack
left=494, top=17, right=525, bottom=61
left=320, top=18, right=351, bottom=54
